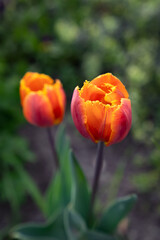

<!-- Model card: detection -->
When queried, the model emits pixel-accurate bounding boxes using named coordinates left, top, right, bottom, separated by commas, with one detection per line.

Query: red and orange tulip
left=71, top=73, right=131, bottom=146
left=20, top=72, right=66, bottom=127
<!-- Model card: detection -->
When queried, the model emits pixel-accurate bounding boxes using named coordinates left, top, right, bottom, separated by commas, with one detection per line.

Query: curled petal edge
left=92, top=73, right=129, bottom=99
left=71, top=87, right=90, bottom=139
left=106, top=98, right=132, bottom=146
left=45, top=80, right=66, bottom=124
left=83, top=100, right=113, bottom=143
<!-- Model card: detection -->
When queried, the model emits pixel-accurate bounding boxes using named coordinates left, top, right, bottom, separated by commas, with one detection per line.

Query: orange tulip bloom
left=71, top=73, right=131, bottom=146
left=20, top=72, right=66, bottom=127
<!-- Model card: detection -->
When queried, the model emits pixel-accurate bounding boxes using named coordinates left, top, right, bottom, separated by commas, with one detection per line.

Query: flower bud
left=20, top=72, right=66, bottom=127
left=71, top=73, right=131, bottom=146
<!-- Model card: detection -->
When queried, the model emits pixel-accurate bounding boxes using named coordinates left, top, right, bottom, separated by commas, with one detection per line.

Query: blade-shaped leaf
left=55, top=124, right=70, bottom=166
left=55, top=125, right=73, bottom=205
left=10, top=212, right=66, bottom=240
left=64, top=205, right=87, bottom=240
left=45, top=125, right=73, bottom=216
left=70, top=151, right=90, bottom=222
left=45, top=172, right=62, bottom=217
left=97, top=194, right=137, bottom=234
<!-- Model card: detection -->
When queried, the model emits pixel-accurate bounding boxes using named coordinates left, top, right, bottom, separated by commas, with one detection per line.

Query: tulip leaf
left=97, top=194, right=137, bottom=234
left=63, top=205, right=87, bottom=240
left=70, top=151, right=90, bottom=223
left=10, top=211, right=66, bottom=240
left=45, top=171, right=62, bottom=217
left=55, top=124, right=70, bottom=166
left=45, top=125, right=73, bottom=216
left=54, top=126, right=90, bottom=223
left=55, top=125, right=72, bottom=205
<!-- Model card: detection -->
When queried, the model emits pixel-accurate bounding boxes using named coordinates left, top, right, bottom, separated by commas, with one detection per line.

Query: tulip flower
left=71, top=73, right=131, bottom=146
left=20, top=72, right=66, bottom=127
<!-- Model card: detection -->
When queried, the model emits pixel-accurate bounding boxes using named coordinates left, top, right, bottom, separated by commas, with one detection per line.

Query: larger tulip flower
left=20, top=72, right=66, bottom=127
left=71, top=73, right=131, bottom=146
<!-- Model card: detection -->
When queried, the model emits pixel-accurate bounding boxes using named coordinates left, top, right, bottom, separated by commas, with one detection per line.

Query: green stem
left=89, top=141, right=104, bottom=221
left=47, top=128, right=59, bottom=169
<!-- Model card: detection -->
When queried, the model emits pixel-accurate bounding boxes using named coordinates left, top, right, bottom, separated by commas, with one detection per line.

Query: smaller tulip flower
left=20, top=72, right=66, bottom=127
left=71, top=73, right=131, bottom=146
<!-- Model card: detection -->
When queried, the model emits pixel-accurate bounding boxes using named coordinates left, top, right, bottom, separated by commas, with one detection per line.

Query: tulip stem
left=47, top=128, right=59, bottom=169
left=89, top=141, right=104, bottom=223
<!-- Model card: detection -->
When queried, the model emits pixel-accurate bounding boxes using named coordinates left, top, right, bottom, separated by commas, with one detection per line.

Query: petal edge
left=107, top=98, right=132, bottom=146
left=71, top=87, right=90, bottom=138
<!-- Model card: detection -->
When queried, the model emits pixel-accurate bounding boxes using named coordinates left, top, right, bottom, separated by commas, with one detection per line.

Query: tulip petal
left=84, top=101, right=114, bottom=143
left=20, top=82, right=30, bottom=106
left=23, top=92, right=54, bottom=127
left=107, top=99, right=132, bottom=146
left=23, top=72, right=53, bottom=91
left=92, top=73, right=129, bottom=99
left=45, top=80, right=66, bottom=124
left=80, top=81, right=106, bottom=103
left=71, top=87, right=90, bottom=138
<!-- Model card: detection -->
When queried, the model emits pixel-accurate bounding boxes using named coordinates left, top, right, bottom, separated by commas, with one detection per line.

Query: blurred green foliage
left=1, top=0, right=160, bottom=135
left=0, top=134, right=34, bottom=215
left=0, top=0, right=160, bottom=214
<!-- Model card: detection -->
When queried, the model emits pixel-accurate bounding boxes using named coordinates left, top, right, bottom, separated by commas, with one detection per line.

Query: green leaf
left=46, top=125, right=90, bottom=225
left=55, top=124, right=70, bottom=166
left=70, top=151, right=90, bottom=222
left=97, top=194, right=137, bottom=234
left=45, top=171, right=64, bottom=217
left=63, top=205, right=87, bottom=240
left=15, top=164, right=46, bottom=216
left=10, top=212, right=66, bottom=240
left=45, top=125, right=73, bottom=217
left=81, top=230, right=117, bottom=240
left=55, top=125, right=73, bottom=205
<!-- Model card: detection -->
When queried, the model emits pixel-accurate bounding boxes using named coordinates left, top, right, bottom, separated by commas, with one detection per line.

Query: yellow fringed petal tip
left=71, top=73, right=131, bottom=146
